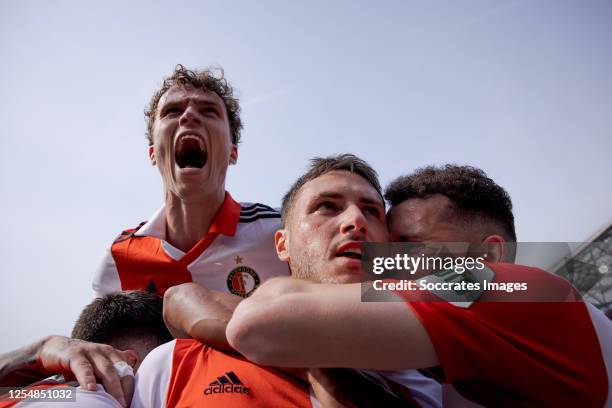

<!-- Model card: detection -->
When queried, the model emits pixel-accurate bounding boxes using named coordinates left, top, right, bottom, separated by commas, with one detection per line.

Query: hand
left=37, top=336, right=136, bottom=408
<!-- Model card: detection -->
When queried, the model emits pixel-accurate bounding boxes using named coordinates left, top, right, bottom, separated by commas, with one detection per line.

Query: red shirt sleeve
left=400, top=264, right=608, bottom=407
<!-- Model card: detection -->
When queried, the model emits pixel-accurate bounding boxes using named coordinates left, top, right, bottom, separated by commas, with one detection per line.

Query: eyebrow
left=159, top=100, right=183, bottom=109
left=160, top=94, right=223, bottom=109
left=314, top=191, right=384, bottom=206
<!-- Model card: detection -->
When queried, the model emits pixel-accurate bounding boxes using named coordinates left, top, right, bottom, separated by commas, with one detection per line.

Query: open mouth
left=175, top=134, right=207, bottom=169
left=336, top=246, right=363, bottom=260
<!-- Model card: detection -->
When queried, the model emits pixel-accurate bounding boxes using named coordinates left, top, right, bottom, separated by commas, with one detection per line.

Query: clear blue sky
left=1, top=0, right=611, bottom=351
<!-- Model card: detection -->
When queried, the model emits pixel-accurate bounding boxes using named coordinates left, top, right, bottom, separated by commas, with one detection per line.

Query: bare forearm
left=0, top=336, right=52, bottom=386
left=164, top=283, right=241, bottom=351
left=227, top=281, right=438, bottom=369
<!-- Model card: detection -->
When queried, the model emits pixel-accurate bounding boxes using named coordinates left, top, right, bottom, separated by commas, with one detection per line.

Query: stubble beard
left=290, top=245, right=328, bottom=284
left=291, top=251, right=346, bottom=284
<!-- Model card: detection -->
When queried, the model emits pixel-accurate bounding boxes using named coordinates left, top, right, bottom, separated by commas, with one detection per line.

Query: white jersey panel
left=187, top=217, right=288, bottom=295
left=131, top=340, right=175, bottom=408
left=92, top=249, right=121, bottom=298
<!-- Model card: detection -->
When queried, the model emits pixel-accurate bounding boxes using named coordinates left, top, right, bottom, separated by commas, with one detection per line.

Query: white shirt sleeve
left=131, top=340, right=175, bottom=408
left=16, top=385, right=122, bottom=407
left=92, top=248, right=121, bottom=297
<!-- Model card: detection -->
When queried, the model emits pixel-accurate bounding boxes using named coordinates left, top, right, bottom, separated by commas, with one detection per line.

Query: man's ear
left=482, top=235, right=506, bottom=263
left=149, top=145, right=156, bottom=166
left=229, top=144, right=238, bottom=165
left=275, top=229, right=290, bottom=262
left=121, top=349, right=140, bottom=369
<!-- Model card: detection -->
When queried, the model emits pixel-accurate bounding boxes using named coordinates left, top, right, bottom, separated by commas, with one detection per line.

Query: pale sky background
left=1, top=0, right=611, bottom=351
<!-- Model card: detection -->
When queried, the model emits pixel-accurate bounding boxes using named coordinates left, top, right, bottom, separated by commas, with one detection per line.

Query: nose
left=340, top=204, right=368, bottom=237
left=179, top=105, right=201, bottom=126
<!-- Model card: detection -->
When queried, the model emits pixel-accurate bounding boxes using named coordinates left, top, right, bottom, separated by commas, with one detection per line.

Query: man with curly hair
left=93, top=64, right=288, bottom=298
left=0, top=65, right=288, bottom=407
left=227, top=164, right=612, bottom=407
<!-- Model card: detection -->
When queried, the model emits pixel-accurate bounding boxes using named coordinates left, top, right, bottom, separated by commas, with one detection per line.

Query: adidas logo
left=204, top=371, right=250, bottom=395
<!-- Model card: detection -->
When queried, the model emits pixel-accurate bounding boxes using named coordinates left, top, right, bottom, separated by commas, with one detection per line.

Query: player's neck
left=164, top=189, right=225, bottom=253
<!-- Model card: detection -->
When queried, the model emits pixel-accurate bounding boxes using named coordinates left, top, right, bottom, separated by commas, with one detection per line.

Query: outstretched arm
left=0, top=335, right=134, bottom=407
left=0, top=336, right=52, bottom=387
left=226, top=277, right=438, bottom=370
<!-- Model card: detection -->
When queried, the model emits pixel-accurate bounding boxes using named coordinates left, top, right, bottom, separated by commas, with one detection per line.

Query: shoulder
left=112, top=221, right=147, bottom=244
left=489, top=262, right=564, bottom=280
left=137, top=340, right=176, bottom=376
left=132, top=340, right=176, bottom=408
left=137, top=339, right=211, bottom=370
left=489, top=262, right=573, bottom=284
left=73, top=385, right=123, bottom=408
left=487, top=262, right=582, bottom=300
left=238, top=202, right=280, bottom=224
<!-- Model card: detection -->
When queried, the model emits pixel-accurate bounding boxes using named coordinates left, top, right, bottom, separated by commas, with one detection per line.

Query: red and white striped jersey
left=93, top=192, right=289, bottom=297
left=133, top=340, right=443, bottom=408
left=132, top=339, right=318, bottom=408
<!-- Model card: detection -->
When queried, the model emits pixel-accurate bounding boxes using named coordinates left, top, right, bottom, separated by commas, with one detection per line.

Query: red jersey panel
left=132, top=339, right=314, bottom=408
left=399, top=263, right=609, bottom=407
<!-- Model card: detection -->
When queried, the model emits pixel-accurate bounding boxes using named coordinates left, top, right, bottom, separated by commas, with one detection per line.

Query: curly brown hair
left=385, top=165, right=516, bottom=242
left=144, top=64, right=242, bottom=146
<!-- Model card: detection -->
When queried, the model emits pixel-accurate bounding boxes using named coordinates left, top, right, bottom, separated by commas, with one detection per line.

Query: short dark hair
left=71, top=291, right=172, bottom=347
left=385, top=164, right=516, bottom=242
left=281, top=154, right=383, bottom=227
left=145, top=64, right=242, bottom=146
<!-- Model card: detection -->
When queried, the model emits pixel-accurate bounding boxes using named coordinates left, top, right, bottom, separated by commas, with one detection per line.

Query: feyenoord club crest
left=227, top=256, right=261, bottom=297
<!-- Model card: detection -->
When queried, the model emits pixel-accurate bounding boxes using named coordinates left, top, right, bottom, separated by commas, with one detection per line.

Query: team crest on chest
left=227, top=256, right=261, bottom=297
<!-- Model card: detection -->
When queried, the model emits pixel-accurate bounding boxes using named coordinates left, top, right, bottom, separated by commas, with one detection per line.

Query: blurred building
left=552, top=222, right=612, bottom=319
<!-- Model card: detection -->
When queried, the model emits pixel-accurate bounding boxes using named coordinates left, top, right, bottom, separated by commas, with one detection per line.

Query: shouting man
left=94, top=64, right=287, bottom=297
